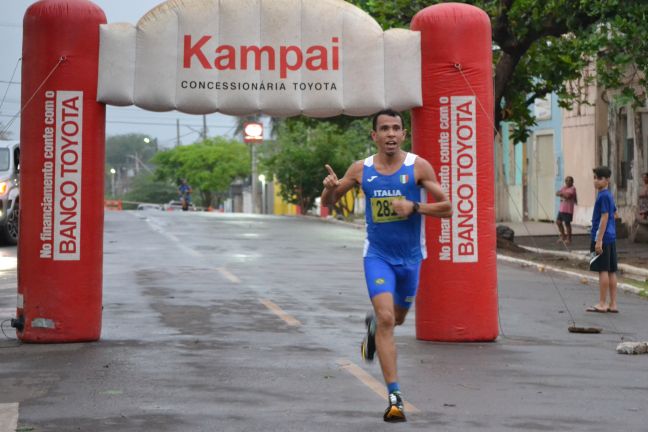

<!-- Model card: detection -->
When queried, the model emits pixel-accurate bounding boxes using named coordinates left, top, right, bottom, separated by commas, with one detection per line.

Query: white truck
left=0, top=140, right=20, bottom=245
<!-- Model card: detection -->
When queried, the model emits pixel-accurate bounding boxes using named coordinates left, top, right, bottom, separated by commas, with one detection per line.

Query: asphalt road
left=1, top=211, right=647, bottom=431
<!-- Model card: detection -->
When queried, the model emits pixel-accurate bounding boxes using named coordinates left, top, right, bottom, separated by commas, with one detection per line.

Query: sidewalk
left=319, top=216, right=647, bottom=280
left=498, top=221, right=648, bottom=289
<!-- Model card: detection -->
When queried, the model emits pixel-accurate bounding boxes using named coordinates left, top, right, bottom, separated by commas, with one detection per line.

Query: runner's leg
left=372, top=292, right=398, bottom=385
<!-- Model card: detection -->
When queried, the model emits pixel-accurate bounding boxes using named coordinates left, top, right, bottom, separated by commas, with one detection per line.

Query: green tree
left=349, top=0, right=648, bottom=142
left=152, top=137, right=250, bottom=207
left=348, top=0, right=648, bottom=219
left=106, top=133, right=158, bottom=171
left=123, top=173, right=178, bottom=206
left=260, top=119, right=371, bottom=214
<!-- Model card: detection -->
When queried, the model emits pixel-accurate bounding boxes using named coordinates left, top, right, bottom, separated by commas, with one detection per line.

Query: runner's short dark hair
left=593, top=166, right=612, bottom=179
left=372, top=109, right=404, bottom=131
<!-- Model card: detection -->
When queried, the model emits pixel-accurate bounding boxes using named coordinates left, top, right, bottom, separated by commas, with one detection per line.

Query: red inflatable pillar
left=411, top=3, right=498, bottom=341
left=16, top=0, right=106, bottom=342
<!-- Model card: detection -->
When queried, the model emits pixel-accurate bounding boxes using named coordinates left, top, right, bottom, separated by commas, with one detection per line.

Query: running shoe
left=383, top=392, right=406, bottom=422
left=360, top=311, right=376, bottom=362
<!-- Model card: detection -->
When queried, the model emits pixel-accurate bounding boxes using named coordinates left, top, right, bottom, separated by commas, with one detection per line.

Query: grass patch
left=622, top=277, right=648, bottom=297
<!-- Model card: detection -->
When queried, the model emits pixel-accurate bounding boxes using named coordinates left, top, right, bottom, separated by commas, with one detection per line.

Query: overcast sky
left=0, top=0, right=249, bottom=148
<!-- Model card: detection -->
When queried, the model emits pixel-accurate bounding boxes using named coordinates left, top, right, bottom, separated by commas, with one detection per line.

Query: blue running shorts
left=363, top=257, right=421, bottom=309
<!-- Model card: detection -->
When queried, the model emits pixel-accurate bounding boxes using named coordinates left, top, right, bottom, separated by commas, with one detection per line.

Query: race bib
left=370, top=196, right=406, bottom=223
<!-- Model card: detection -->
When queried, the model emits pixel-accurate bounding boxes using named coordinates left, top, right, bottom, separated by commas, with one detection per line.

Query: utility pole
left=243, top=122, right=264, bottom=214
left=251, top=144, right=258, bottom=213
left=176, top=118, right=180, bottom=147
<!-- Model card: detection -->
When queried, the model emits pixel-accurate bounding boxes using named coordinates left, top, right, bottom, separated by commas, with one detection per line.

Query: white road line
left=0, top=308, right=15, bottom=318
left=337, top=358, right=420, bottom=413
left=216, top=267, right=241, bottom=284
left=0, top=403, right=19, bottom=432
left=260, top=299, right=302, bottom=327
left=142, top=216, right=202, bottom=258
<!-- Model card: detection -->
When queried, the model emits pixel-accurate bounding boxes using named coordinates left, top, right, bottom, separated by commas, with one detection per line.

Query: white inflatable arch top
left=97, top=0, right=422, bottom=117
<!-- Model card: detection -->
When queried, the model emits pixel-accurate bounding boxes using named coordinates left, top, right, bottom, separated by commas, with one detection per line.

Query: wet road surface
left=1, top=211, right=647, bottom=431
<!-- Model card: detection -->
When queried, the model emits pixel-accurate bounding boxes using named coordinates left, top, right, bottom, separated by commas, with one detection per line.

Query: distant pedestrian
left=178, top=178, right=192, bottom=211
left=586, top=166, right=618, bottom=314
left=555, top=176, right=577, bottom=245
left=638, top=172, right=648, bottom=220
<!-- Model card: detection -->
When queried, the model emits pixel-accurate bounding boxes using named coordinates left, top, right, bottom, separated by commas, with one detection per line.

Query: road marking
left=336, top=358, right=420, bottom=413
left=0, top=403, right=19, bottom=432
left=0, top=256, right=17, bottom=272
left=260, top=299, right=301, bottom=327
left=216, top=267, right=240, bottom=284
left=0, top=308, right=15, bottom=319
left=142, top=216, right=202, bottom=258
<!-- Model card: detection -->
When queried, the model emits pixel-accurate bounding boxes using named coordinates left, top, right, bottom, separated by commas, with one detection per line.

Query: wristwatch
left=412, top=201, right=420, bottom=214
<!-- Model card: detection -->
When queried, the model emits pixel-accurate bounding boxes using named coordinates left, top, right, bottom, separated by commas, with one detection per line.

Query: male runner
left=321, top=109, right=452, bottom=422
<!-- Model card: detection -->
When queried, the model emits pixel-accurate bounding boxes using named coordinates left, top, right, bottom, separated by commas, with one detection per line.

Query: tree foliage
left=260, top=119, right=372, bottom=214
left=152, top=137, right=250, bottom=207
left=123, top=173, right=178, bottom=206
left=348, top=0, right=648, bottom=142
left=106, top=133, right=157, bottom=170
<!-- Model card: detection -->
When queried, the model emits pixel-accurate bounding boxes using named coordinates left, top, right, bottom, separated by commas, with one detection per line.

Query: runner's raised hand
left=323, top=164, right=340, bottom=189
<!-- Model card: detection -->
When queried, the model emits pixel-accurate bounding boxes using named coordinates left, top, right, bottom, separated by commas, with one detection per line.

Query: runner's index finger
left=324, top=164, right=337, bottom=177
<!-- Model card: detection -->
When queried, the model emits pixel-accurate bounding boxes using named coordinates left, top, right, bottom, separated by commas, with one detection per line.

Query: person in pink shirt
left=556, top=176, right=577, bottom=244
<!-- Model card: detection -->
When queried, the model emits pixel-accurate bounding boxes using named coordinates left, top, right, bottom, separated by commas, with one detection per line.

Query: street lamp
left=244, top=122, right=264, bottom=213
left=258, top=174, right=266, bottom=214
left=243, top=123, right=264, bottom=143
left=110, top=168, right=116, bottom=197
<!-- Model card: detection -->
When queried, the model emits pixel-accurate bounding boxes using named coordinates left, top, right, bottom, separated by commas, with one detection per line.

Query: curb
left=312, top=216, right=646, bottom=297
left=312, top=215, right=365, bottom=230
left=518, top=245, right=648, bottom=279
left=497, top=254, right=642, bottom=296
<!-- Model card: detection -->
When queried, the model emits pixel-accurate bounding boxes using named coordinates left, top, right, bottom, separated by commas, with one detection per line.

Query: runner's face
left=371, top=115, right=406, bottom=157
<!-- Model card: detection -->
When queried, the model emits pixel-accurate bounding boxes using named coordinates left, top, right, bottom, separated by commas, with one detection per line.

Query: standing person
left=555, top=176, right=577, bottom=244
left=586, top=166, right=619, bottom=313
left=321, top=109, right=452, bottom=422
left=178, top=178, right=192, bottom=211
left=638, top=172, right=648, bottom=220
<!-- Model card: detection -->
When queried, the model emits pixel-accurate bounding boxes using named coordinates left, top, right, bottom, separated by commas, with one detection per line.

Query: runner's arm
left=321, top=161, right=361, bottom=207
left=594, top=212, right=609, bottom=254
left=393, top=158, right=452, bottom=218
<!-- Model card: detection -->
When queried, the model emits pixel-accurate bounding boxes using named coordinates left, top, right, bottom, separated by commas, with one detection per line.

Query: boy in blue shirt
left=586, top=166, right=618, bottom=313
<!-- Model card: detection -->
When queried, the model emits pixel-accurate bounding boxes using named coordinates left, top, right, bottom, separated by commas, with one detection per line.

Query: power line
left=0, top=113, right=234, bottom=129
left=0, top=59, right=21, bottom=112
left=106, top=119, right=233, bottom=128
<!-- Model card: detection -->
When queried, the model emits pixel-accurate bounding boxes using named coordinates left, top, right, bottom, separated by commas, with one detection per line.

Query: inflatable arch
left=17, top=0, right=496, bottom=343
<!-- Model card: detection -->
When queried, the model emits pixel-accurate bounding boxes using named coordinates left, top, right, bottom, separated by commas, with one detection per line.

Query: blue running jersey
left=362, top=153, right=426, bottom=265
